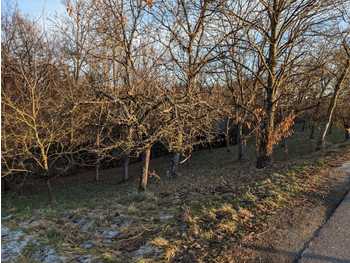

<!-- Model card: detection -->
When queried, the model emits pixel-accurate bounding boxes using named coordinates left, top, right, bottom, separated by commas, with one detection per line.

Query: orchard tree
left=1, top=11, right=76, bottom=202
left=150, top=0, right=229, bottom=176
left=226, top=0, right=343, bottom=168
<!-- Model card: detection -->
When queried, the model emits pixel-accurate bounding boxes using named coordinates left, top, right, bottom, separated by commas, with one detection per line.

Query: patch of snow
left=159, top=212, right=174, bottom=221
left=75, top=254, right=97, bottom=263
left=102, top=230, right=120, bottom=239
left=111, top=215, right=133, bottom=228
left=72, top=217, right=96, bottom=232
left=32, top=246, right=66, bottom=263
left=1, top=226, right=34, bottom=262
left=81, top=220, right=96, bottom=232
left=81, top=241, right=95, bottom=249
left=1, top=214, right=13, bottom=221
left=132, top=243, right=161, bottom=258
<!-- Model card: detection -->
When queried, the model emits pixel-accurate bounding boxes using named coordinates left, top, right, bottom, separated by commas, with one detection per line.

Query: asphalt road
left=299, top=162, right=350, bottom=263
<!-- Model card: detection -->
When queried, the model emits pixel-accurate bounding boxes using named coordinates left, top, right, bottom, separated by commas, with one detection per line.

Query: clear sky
left=2, top=0, right=65, bottom=19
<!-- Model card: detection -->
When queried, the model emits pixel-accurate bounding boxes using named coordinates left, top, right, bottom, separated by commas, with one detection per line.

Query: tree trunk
left=256, top=6, right=277, bottom=169
left=256, top=82, right=275, bottom=168
left=95, top=159, right=100, bottom=182
left=281, top=138, right=288, bottom=156
left=309, top=122, right=315, bottom=139
left=225, top=118, right=231, bottom=152
left=123, top=127, right=133, bottom=182
left=225, top=134, right=230, bottom=152
left=207, top=138, right=213, bottom=151
left=95, top=132, right=101, bottom=182
left=317, top=58, right=350, bottom=149
left=318, top=114, right=334, bottom=150
left=123, top=155, right=130, bottom=182
left=256, top=116, right=274, bottom=169
left=301, top=119, right=306, bottom=132
left=139, top=146, right=151, bottom=192
left=46, top=177, right=56, bottom=204
left=169, top=132, right=183, bottom=176
left=1, top=178, right=5, bottom=193
left=41, top=156, right=56, bottom=203
left=310, top=81, right=328, bottom=140
left=168, top=152, right=180, bottom=177
left=112, top=46, right=117, bottom=87
left=345, top=126, right=350, bottom=141
left=237, top=122, right=247, bottom=160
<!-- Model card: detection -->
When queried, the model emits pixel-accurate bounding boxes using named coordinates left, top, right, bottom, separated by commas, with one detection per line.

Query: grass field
left=2, top=126, right=345, bottom=215
left=2, top=127, right=349, bottom=262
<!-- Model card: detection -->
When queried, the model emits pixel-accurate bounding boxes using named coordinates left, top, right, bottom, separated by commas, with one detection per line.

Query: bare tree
left=150, top=0, right=228, bottom=176
left=316, top=3, right=350, bottom=148
left=317, top=42, right=350, bottom=149
left=1, top=11, right=75, bottom=202
left=225, top=0, right=343, bottom=168
left=57, top=0, right=95, bottom=83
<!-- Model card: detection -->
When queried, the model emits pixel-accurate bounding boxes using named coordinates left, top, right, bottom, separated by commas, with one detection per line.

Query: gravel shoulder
left=299, top=162, right=350, bottom=263
left=241, top=156, right=350, bottom=263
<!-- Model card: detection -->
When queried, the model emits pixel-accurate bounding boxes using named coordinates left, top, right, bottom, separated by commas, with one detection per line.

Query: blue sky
left=2, top=0, right=65, bottom=19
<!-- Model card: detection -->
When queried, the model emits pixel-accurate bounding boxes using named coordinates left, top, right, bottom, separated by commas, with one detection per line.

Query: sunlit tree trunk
left=139, top=146, right=151, bottom=191
left=344, top=119, right=350, bottom=141
left=256, top=0, right=278, bottom=169
left=345, top=126, right=350, bottom=141
left=256, top=109, right=275, bottom=168
left=317, top=58, right=350, bottom=149
left=256, top=51, right=276, bottom=167
left=41, top=146, right=56, bottom=204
